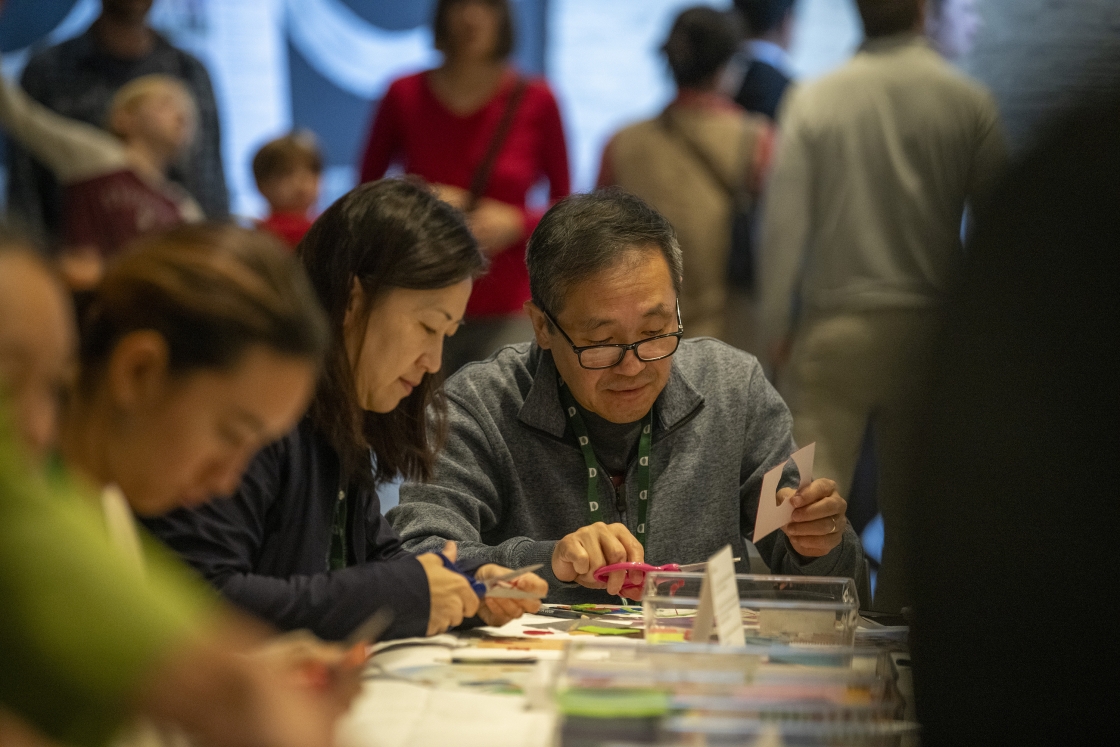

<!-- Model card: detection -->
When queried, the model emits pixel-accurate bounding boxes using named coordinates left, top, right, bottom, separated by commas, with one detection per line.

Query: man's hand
left=474, top=564, right=548, bottom=627
left=552, top=522, right=644, bottom=600
left=416, top=542, right=481, bottom=635
left=780, top=478, right=847, bottom=557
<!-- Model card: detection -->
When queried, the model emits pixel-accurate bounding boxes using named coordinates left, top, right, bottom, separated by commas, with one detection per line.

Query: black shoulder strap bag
left=465, top=76, right=528, bottom=212
left=659, top=110, right=758, bottom=291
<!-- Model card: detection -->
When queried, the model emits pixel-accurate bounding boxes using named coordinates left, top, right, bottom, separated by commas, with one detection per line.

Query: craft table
left=333, top=611, right=914, bottom=747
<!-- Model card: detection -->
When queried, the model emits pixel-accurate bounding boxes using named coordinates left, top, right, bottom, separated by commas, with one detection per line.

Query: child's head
left=252, top=132, right=324, bottom=216
left=108, top=75, right=197, bottom=159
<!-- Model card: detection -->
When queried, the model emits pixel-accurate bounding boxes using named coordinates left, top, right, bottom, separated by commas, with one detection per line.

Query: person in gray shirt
left=389, top=190, right=867, bottom=604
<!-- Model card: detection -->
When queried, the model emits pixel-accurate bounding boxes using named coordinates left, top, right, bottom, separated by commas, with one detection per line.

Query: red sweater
left=257, top=212, right=314, bottom=250
left=359, top=71, right=570, bottom=317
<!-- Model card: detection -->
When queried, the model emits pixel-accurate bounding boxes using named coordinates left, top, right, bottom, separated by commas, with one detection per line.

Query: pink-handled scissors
left=592, top=562, right=679, bottom=591
left=592, top=559, right=742, bottom=590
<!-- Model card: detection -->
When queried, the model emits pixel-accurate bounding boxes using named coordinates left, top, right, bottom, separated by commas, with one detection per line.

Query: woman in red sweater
left=359, top=0, right=570, bottom=373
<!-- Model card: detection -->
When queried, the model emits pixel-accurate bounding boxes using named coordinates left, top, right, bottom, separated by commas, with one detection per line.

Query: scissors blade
left=676, top=557, right=741, bottom=572
left=483, top=563, right=544, bottom=588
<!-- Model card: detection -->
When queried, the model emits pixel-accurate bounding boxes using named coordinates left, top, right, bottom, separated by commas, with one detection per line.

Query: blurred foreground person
left=360, top=0, right=570, bottom=373
left=911, top=99, right=1119, bottom=746
left=0, top=234, right=340, bottom=747
left=759, top=0, right=1006, bottom=611
left=598, top=6, right=773, bottom=344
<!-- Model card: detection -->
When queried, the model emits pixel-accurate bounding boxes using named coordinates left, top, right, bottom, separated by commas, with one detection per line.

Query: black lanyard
left=557, top=377, right=654, bottom=547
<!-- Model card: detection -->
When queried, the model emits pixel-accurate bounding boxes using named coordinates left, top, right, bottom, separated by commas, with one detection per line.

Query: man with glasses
left=389, top=191, right=865, bottom=602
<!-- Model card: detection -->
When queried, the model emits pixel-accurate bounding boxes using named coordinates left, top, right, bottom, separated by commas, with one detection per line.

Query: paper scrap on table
left=751, top=443, right=815, bottom=543
left=691, top=544, right=745, bottom=647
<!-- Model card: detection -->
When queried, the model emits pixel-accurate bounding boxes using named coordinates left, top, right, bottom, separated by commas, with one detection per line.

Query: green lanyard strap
left=557, top=377, right=654, bottom=547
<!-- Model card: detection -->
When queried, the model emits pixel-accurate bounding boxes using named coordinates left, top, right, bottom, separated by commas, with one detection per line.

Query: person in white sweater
left=758, top=0, right=1007, bottom=612
left=0, top=60, right=201, bottom=287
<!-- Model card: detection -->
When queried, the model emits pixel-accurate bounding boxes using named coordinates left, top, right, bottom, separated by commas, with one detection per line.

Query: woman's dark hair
left=81, top=224, right=329, bottom=386
left=298, top=179, right=486, bottom=488
left=663, top=6, right=742, bottom=89
left=433, top=0, right=515, bottom=60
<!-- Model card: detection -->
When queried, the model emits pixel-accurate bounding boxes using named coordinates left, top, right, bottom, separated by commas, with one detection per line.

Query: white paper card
left=751, top=443, right=816, bottom=543
left=791, top=442, right=815, bottom=489
left=751, top=459, right=790, bottom=543
left=691, top=545, right=745, bottom=646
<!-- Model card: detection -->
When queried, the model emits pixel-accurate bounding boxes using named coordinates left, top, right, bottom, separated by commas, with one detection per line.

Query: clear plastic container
left=642, top=572, right=860, bottom=646
left=555, top=640, right=914, bottom=747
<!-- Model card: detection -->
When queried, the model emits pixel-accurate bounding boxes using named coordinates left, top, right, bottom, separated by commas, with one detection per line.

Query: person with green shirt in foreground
left=0, top=235, right=341, bottom=746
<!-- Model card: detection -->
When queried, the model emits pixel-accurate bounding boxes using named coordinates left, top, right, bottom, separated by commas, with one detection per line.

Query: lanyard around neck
left=557, top=377, right=654, bottom=548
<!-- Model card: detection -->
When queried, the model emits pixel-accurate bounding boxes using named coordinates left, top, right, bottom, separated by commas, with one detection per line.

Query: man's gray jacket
left=389, top=340, right=867, bottom=603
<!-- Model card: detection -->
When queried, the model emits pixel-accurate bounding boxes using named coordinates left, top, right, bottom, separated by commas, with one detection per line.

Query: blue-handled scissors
left=436, top=553, right=545, bottom=600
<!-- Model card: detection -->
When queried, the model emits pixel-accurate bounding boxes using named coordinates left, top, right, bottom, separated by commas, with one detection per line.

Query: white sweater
left=759, top=34, right=1007, bottom=345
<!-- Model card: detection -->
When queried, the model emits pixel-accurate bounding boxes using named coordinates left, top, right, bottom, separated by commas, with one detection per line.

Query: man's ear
left=106, top=331, right=170, bottom=412
left=523, top=300, right=553, bottom=350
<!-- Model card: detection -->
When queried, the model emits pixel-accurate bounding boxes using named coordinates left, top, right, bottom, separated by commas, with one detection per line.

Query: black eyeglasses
left=542, top=299, right=684, bottom=370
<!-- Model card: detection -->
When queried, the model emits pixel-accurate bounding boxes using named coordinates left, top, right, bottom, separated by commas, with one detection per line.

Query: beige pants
left=781, top=308, right=941, bottom=613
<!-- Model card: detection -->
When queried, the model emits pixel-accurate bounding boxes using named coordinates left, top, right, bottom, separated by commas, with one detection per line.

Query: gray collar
left=517, top=344, right=705, bottom=439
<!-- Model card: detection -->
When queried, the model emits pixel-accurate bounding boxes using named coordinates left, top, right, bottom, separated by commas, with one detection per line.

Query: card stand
left=554, top=640, right=915, bottom=747
left=642, top=572, right=860, bottom=646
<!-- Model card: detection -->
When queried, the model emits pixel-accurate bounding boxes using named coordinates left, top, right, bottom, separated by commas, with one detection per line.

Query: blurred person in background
left=759, top=0, right=1006, bottom=612
left=926, top=0, right=983, bottom=61
left=0, top=230, right=344, bottom=747
left=4, top=0, right=228, bottom=247
left=726, top=0, right=798, bottom=120
left=598, top=6, right=773, bottom=346
left=253, top=130, right=323, bottom=250
left=359, top=0, right=570, bottom=374
left=147, top=181, right=547, bottom=643
left=910, top=97, right=1118, bottom=747
left=0, top=56, right=203, bottom=289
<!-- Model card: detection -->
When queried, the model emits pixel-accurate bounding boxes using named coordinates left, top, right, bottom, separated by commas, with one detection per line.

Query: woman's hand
left=416, top=542, right=481, bottom=635
left=466, top=197, right=525, bottom=256
left=474, top=564, right=548, bottom=627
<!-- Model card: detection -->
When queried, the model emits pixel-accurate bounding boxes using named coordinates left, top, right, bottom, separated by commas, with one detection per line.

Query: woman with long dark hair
left=147, top=179, right=547, bottom=641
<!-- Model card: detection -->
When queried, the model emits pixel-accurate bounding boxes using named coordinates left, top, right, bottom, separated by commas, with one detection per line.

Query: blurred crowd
left=1, top=0, right=1116, bottom=745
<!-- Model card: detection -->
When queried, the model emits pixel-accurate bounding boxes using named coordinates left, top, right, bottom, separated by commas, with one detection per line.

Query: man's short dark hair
left=856, top=0, right=922, bottom=38
left=527, top=190, right=683, bottom=320
left=662, top=7, right=741, bottom=89
left=734, top=0, right=797, bottom=37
